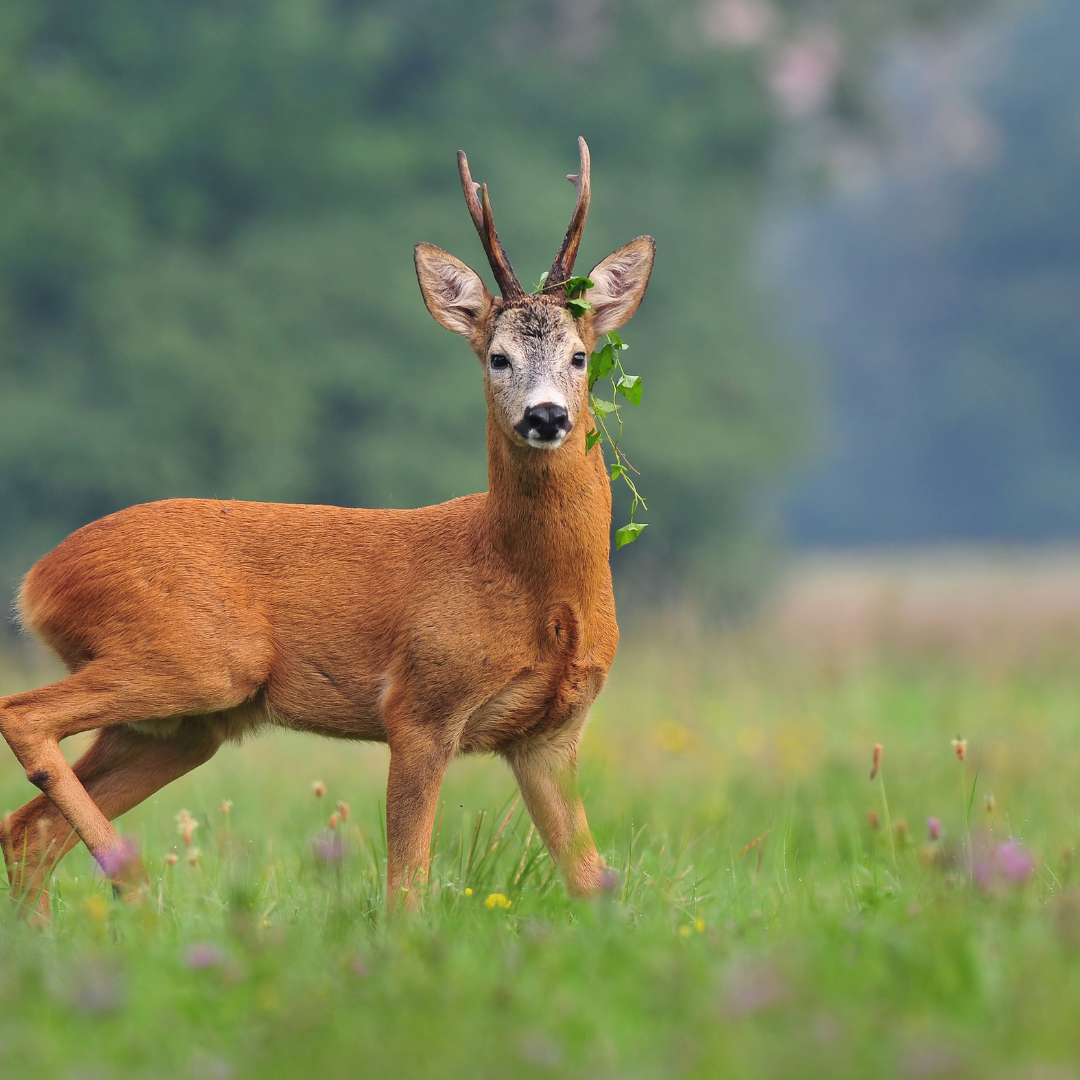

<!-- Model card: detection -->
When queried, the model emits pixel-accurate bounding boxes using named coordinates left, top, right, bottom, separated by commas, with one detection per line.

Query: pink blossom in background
left=95, top=836, right=140, bottom=879
left=972, top=838, right=1034, bottom=890
left=313, top=833, right=344, bottom=863
left=767, top=31, right=842, bottom=118
left=185, top=943, right=224, bottom=970
left=927, top=817, right=943, bottom=840
left=701, top=0, right=778, bottom=48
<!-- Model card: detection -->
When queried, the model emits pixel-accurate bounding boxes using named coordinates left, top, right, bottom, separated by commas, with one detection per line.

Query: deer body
left=0, top=139, right=653, bottom=911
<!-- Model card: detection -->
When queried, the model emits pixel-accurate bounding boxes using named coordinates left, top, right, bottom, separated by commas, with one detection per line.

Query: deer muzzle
left=516, top=402, right=571, bottom=447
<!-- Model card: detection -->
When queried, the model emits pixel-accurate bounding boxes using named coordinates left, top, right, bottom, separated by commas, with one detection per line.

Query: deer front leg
left=505, top=736, right=612, bottom=897
left=384, top=728, right=452, bottom=910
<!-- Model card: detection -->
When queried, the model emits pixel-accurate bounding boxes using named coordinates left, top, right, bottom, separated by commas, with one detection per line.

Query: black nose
left=516, top=402, right=570, bottom=442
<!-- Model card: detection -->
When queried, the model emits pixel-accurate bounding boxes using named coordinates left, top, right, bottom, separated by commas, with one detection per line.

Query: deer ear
left=586, top=236, right=655, bottom=336
left=414, top=243, right=493, bottom=337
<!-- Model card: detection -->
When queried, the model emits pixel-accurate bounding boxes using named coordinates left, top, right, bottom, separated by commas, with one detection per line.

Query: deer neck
left=484, top=413, right=612, bottom=612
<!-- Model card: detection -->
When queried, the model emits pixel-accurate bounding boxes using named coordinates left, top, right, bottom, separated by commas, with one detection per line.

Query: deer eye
left=489, top=354, right=510, bottom=370
left=572, top=352, right=586, bottom=369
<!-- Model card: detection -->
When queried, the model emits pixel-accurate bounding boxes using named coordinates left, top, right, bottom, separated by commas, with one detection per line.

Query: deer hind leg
left=3, top=719, right=223, bottom=914
left=0, top=663, right=244, bottom=899
left=505, top=729, right=612, bottom=898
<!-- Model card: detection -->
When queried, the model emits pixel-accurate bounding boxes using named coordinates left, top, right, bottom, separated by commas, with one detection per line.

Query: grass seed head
left=165, top=851, right=179, bottom=866
left=336, top=800, right=350, bottom=822
left=867, top=809, right=880, bottom=830
left=869, top=743, right=882, bottom=780
left=952, top=737, right=968, bottom=761
left=220, top=799, right=233, bottom=816
left=328, top=812, right=340, bottom=830
left=176, top=809, right=198, bottom=847
left=312, top=780, right=326, bottom=798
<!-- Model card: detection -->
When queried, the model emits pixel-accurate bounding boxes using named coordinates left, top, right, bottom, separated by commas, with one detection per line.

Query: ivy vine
left=542, top=273, right=648, bottom=548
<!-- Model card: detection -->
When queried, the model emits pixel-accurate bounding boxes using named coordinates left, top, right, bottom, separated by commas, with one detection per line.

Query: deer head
left=415, top=138, right=655, bottom=451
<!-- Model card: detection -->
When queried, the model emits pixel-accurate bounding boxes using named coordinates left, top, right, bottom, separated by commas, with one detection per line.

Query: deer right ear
left=414, top=243, right=493, bottom=337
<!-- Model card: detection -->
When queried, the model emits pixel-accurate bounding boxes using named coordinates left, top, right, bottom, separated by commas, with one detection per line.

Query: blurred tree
left=0, top=0, right=989, bottom=613
left=777, top=0, right=1080, bottom=546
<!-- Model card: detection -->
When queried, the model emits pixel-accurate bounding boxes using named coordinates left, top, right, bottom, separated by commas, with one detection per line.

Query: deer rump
left=19, top=497, right=608, bottom=756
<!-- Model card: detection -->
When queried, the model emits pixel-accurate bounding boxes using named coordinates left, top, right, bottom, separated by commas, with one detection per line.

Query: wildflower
left=328, top=812, right=340, bottom=830
left=67, top=956, right=125, bottom=1014
left=185, top=942, right=224, bottom=970
left=678, top=925, right=692, bottom=938
left=485, top=892, right=512, bottom=910
left=85, top=895, right=109, bottom=922
left=927, top=817, right=943, bottom=841
left=722, top=958, right=791, bottom=1017
left=220, top=799, right=233, bottom=816
left=464, top=887, right=473, bottom=896
left=867, top=809, right=880, bottom=830
left=996, top=840, right=1033, bottom=883
left=984, top=793, right=996, bottom=813
left=165, top=851, right=179, bottom=867
left=96, top=837, right=140, bottom=879
left=186, top=846, right=201, bottom=866
left=313, top=834, right=343, bottom=863
left=312, top=780, right=326, bottom=798
left=869, top=743, right=882, bottom=781
left=972, top=838, right=1034, bottom=890
left=952, top=737, right=968, bottom=762
left=336, top=800, right=350, bottom=822
left=176, top=809, right=198, bottom=847
left=917, top=844, right=941, bottom=868
left=695, top=918, right=706, bottom=934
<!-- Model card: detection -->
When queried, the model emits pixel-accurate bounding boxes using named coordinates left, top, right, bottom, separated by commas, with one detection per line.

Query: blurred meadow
left=6, top=0, right=1080, bottom=1077
left=6, top=557, right=1080, bottom=1078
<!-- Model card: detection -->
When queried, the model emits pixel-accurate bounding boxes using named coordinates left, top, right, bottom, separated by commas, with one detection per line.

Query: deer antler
left=543, top=136, right=591, bottom=297
left=457, top=151, right=525, bottom=300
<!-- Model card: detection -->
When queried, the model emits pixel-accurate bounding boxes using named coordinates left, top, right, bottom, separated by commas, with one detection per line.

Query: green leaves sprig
left=587, top=330, right=647, bottom=547
left=536, top=273, right=648, bottom=548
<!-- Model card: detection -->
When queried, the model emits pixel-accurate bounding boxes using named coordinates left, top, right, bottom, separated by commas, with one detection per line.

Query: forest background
left=0, top=0, right=1073, bottom=616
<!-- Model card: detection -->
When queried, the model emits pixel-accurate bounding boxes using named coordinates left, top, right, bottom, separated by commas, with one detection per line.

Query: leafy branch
left=587, top=330, right=647, bottom=548
left=534, top=273, right=648, bottom=548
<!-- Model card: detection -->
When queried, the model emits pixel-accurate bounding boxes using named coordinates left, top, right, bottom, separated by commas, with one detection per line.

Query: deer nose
left=516, top=402, right=571, bottom=443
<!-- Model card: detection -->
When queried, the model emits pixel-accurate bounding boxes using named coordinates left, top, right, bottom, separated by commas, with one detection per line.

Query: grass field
left=3, top=552, right=1080, bottom=1079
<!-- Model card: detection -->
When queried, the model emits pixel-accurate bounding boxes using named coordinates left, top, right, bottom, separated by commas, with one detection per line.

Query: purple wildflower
left=313, top=833, right=344, bottom=863
left=927, top=818, right=943, bottom=841
left=185, top=942, right=224, bottom=970
left=972, top=838, right=1034, bottom=890
left=95, top=837, right=140, bottom=879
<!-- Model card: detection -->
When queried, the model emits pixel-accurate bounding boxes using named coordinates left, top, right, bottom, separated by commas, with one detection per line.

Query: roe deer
left=0, top=137, right=655, bottom=914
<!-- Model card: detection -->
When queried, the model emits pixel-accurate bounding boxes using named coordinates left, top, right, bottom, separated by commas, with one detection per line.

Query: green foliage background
left=0, top=0, right=986, bottom=606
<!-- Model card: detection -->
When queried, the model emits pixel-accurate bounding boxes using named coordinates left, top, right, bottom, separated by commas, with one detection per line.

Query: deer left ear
left=586, top=236, right=655, bottom=335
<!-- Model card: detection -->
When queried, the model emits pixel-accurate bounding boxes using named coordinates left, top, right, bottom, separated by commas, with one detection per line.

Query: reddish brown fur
left=0, top=143, right=652, bottom=915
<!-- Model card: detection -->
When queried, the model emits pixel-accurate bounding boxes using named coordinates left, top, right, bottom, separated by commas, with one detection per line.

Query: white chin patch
left=526, top=430, right=568, bottom=449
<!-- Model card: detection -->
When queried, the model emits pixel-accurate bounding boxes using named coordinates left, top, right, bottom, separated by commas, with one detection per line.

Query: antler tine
left=456, top=150, right=484, bottom=233
left=543, top=136, right=592, bottom=296
left=456, top=150, right=524, bottom=299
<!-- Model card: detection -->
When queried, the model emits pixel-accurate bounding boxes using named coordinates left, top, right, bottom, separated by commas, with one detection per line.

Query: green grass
left=3, top=630, right=1080, bottom=1079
